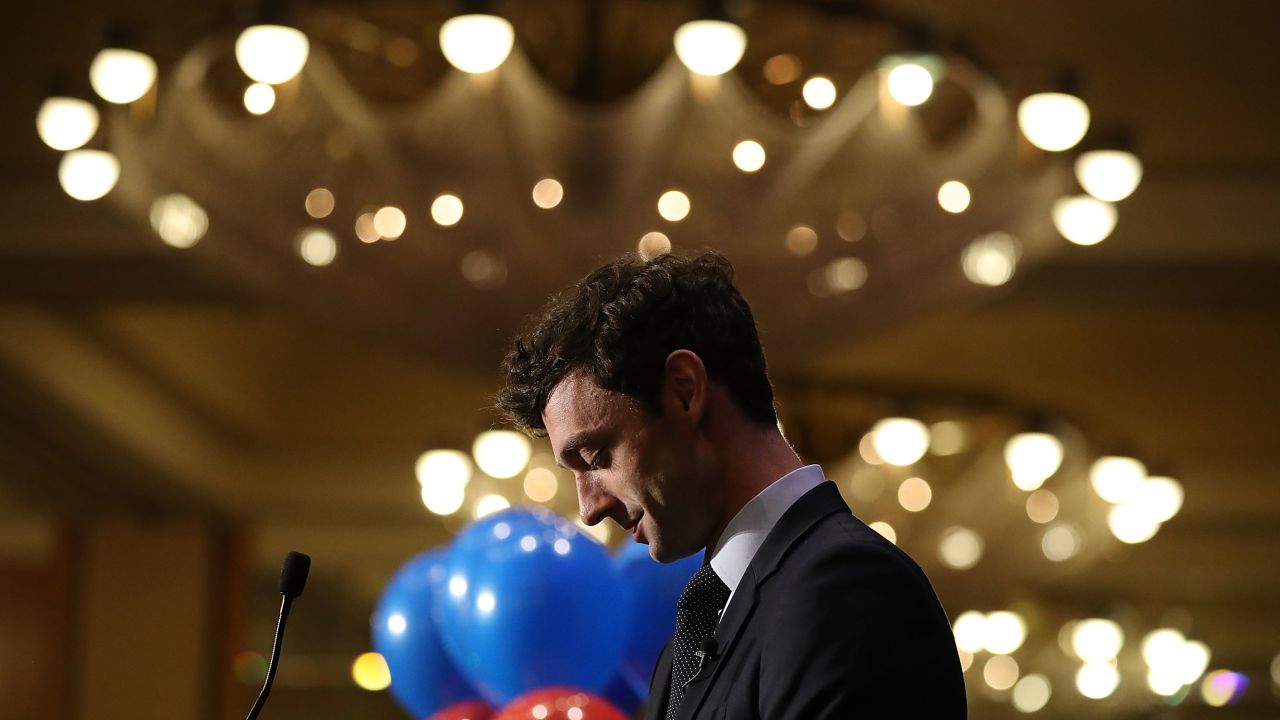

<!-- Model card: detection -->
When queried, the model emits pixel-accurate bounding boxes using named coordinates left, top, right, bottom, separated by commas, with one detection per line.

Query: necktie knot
left=678, top=563, right=730, bottom=613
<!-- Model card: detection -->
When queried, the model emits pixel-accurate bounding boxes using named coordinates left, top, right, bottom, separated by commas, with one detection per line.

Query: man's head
left=495, top=250, right=778, bottom=561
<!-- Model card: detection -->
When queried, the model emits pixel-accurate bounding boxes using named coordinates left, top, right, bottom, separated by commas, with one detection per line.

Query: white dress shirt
left=707, top=464, right=828, bottom=617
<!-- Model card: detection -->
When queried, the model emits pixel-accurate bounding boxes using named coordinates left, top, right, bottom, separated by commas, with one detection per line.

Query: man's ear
left=663, top=350, right=706, bottom=419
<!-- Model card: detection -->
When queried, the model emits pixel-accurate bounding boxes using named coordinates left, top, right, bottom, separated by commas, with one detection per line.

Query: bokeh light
left=1025, top=489, right=1060, bottom=524
left=1018, top=92, right=1091, bottom=151
left=1201, top=670, right=1248, bottom=707
left=1004, top=432, right=1064, bottom=491
left=243, top=83, right=275, bottom=114
left=962, top=231, right=1021, bottom=286
left=36, top=97, right=99, bottom=150
left=89, top=48, right=157, bottom=104
left=732, top=140, right=766, bottom=172
left=150, top=194, right=208, bottom=249
left=984, top=654, right=1019, bottom=691
left=532, top=178, right=564, bottom=209
left=439, top=14, right=514, bottom=74
left=305, top=188, right=335, bottom=218
left=1090, top=456, right=1146, bottom=503
left=58, top=149, right=120, bottom=201
left=886, top=63, right=934, bottom=106
left=1075, top=150, right=1143, bottom=202
left=1012, top=673, right=1052, bottom=712
left=1076, top=661, right=1120, bottom=699
left=638, top=231, right=672, bottom=260
left=763, top=53, right=801, bottom=84
left=953, top=611, right=986, bottom=653
left=939, top=527, right=984, bottom=570
left=432, top=194, right=464, bottom=226
left=297, top=227, right=338, bottom=267
left=1053, top=195, right=1117, bottom=246
left=472, top=430, right=532, bottom=479
left=236, top=25, right=310, bottom=84
left=1072, top=618, right=1124, bottom=662
left=1041, top=523, right=1082, bottom=561
left=673, top=20, right=746, bottom=76
left=373, top=206, right=407, bottom=240
left=937, top=180, right=971, bottom=213
left=474, top=494, right=511, bottom=519
left=870, top=417, right=929, bottom=466
left=523, top=467, right=558, bottom=502
left=657, top=190, right=691, bottom=222
left=785, top=225, right=818, bottom=255
left=897, top=477, right=932, bottom=512
left=867, top=521, right=896, bottom=544
left=802, top=76, right=837, bottom=110
left=351, top=652, right=391, bottom=691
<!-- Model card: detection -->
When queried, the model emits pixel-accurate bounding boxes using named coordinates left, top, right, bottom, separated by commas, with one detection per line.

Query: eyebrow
left=555, top=429, right=598, bottom=469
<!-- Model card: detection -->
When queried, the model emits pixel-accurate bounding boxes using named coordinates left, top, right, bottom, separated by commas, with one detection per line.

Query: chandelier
left=34, top=1, right=1145, bottom=369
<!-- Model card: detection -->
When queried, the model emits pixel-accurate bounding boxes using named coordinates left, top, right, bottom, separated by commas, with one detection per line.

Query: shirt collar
left=708, top=464, right=827, bottom=595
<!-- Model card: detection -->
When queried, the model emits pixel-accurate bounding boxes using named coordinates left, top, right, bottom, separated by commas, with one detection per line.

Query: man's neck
left=704, top=425, right=805, bottom=558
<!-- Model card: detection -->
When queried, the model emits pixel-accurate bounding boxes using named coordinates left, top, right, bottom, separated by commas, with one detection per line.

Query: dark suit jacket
left=643, top=480, right=967, bottom=720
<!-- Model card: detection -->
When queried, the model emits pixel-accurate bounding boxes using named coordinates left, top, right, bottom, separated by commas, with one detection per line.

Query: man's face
left=542, top=370, right=720, bottom=563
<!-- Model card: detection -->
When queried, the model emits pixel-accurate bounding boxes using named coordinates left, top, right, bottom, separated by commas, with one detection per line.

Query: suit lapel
left=644, top=639, right=674, bottom=720
left=673, top=481, right=850, bottom=720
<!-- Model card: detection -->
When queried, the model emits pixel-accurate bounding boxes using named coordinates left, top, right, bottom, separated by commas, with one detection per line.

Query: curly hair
left=495, top=250, right=778, bottom=436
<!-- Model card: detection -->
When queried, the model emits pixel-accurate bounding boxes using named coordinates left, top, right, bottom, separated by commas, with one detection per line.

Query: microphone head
left=279, top=551, right=311, bottom=598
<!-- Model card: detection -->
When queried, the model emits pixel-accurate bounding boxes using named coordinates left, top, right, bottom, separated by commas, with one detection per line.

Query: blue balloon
left=372, top=548, right=484, bottom=719
left=614, top=541, right=702, bottom=698
left=436, top=507, right=629, bottom=706
left=602, top=670, right=646, bottom=715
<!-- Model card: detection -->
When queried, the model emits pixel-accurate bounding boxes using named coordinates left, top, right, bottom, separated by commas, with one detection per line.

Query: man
left=496, top=250, right=967, bottom=719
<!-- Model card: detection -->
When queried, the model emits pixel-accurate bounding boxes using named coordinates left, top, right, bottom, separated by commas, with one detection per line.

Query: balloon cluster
left=372, top=506, right=701, bottom=719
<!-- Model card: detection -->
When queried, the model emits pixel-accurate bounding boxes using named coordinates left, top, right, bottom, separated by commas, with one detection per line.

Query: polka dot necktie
left=665, top=563, right=731, bottom=720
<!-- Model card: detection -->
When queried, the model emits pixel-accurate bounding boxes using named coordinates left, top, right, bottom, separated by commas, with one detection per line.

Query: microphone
left=245, top=551, right=311, bottom=720
left=684, top=636, right=719, bottom=689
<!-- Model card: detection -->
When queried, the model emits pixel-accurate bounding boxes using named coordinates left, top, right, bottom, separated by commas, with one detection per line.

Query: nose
left=575, top=473, right=622, bottom=527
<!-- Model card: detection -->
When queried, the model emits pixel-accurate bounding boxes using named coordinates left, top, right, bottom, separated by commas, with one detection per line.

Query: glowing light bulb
left=1090, top=456, right=1146, bottom=503
left=243, top=83, right=276, bottom=114
left=150, top=194, right=208, bottom=248
left=297, top=227, right=338, bottom=266
left=58, top=149, right=120, bottom=201
left=871, top=417, right=929, bottom=466
left=657, top=190, right=690, bottom=222
left=1075, top=150, right=1143, bottom=202
left=1018, top=92, right=1091, bottom=151
left=962, top=231, right=1021, bottom=286
left=36, top=97, right=99, bottom=150
left=886, top=63, right=934, bottom=106
left=89, top=48, right=157, bottom=104
left=732, top=140, right=766, bottom=172
left=236, top=25, right=310, bottom=84
left=472, top=430, right=532, bottom=479
left=1052, top=195, right=1117, bottom=246
left=1003, top=432, right=1064, bottom=490
left=802, top=76, right=837, bottom=110
left=439, top=14, right=514, bottom=74
left=937, top=180, right=971, bottom=213
left=673, top=20, right=746, bottom=76
left=432, top=194, right=464, bottom=226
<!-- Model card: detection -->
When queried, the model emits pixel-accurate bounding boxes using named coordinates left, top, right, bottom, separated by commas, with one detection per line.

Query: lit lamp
left=439, top=10, right=515, bottom=74
left=235, top=1, right=310, bottom=85
left=1075, top=127, right=1143, bottom=202
left=673, top=1, right=746, bottom=76
left=36, top=93, right=99, bottom=151
left=1018, top=71, right=1091, bottom=152
left=89, top=24, right=158, bottom=104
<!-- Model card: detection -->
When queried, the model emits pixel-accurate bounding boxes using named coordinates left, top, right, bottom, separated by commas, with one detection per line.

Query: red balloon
left=493, top=687, right=629, bottom=720
left=428, top=699, right=494, bottom=720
